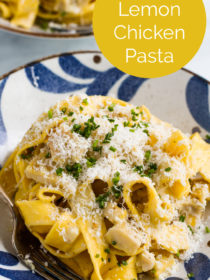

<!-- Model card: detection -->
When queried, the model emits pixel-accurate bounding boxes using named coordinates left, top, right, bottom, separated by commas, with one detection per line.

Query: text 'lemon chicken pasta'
left=0, top=95, right=209, bottom=279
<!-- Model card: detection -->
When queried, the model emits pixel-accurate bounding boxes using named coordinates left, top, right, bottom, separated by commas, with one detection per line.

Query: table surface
left=0, top=0, right=209, bottom=81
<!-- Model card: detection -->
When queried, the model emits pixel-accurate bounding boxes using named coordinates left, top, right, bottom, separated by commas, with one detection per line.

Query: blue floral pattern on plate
left=0, top=52, right=209, bottom=279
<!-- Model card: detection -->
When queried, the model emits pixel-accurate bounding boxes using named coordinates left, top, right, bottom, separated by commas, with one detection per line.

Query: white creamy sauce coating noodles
left=0, top=95, right=209, bottom=280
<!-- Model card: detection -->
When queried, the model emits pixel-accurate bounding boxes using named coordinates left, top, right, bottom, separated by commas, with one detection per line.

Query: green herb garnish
left=205, top=134, right=210, bottom=140
left=109, top=146, right=116, bottom=152
left=112, top=171, right=120, bottom=185
left=65, top=163, right=82, bottom=180
left=145, top=150, right=151, bottom=162
left=112, top=185, right=123, bottom=199
left=45, top=152, right=51, bottom=159
left=68, top=111, right=74, bottom=117
left=96, top=192, right=110, bottom=209
left=121, top=260, right=128, bottom=266
left=86, top=157, right=97, bottom=168
left=82, top=98, right=88, bottom=105
left=143, top=129, right=149, bottom=136
left=72, top=117, right=99, bottom=139
left=48, top=109, right=53, bottom=119
left=123, top=121, right=130, bottom=127
left=104, top=248, right=110, bottom=254
left=179, top=215, right=186, bottom=222
left=20, top=147, right=35, bottom=160
left=61, top=107, right=67, bottom=114
left=187, top=273, right=194, bottom=278
left=205, top=226, right=210, bottom=233
left=165, top=167, right=172, bottom=172
left=56, top=167, right=63, bottom=176
left=134, top=165, right=144, bottom=175
left=188, top=225, right=194, bottom=234
left=92, top=140, right=102, bottom=153
left=108, top=103, right=116, bottom=112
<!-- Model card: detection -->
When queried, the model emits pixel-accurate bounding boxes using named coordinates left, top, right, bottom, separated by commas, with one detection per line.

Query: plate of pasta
left=0, top=0, right=94, bottom=37
left=0, top=51, right=210, bottom=280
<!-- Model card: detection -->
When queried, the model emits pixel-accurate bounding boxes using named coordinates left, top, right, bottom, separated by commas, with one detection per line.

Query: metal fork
left=0, top=185, right=84, bottom=280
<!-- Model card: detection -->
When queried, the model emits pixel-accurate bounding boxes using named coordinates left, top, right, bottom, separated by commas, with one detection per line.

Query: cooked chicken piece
left=103, top=202, right=127, bottom=224
left=136, top=250, right=155, bottom=273
left=105, top=223, right=144, bottom=255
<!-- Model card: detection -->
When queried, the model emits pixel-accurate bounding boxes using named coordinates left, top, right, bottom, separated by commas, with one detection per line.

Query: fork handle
left=0, top=185, right=14, bottom=208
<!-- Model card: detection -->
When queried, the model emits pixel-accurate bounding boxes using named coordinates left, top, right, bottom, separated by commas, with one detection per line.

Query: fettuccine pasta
left=0, top=0, right=95, bottom=29
left=0, top=95, right=209, bottom=279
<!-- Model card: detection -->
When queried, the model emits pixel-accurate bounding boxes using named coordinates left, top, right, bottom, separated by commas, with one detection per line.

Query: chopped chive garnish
left=109, top=146, right=116, bottom=152
left=45, top=152, right=51, bottom=159
left=61, top=107, right=67, bottom=114
left=112, top=241, right=117, bottom=245
left=68, top=111, right=74, bottom=116
left=188, top=225, right=194, bottom=234
left=71, top=118, right=76, bottom=122
left=123, top=121, right=130, bottom=127
left=79, top=106, right=84, bottom=111
left=82, top=98, right=88, bottom=105
left=179, top=215, right=186, bottom=222
left=112, top=171, right=120, bottom=185
left=145, top=150, right=151, bottom=162
left=176, top=250, right=180, bottom=257
left=103, top=125, right=118, bottom=144
left=134, top=165, right=144, bottom=175
left=95, top=254, right=100, bottom=258
left=165, top=167, right=172, bottom=172
left=205, top=134, right=210, bottom=140
left=108, top=258, right=111, bottom=262
left=48, top=109, right=53, bottom=119
left=108, top=119, right=115, bottom=123
left=86, top=157, right=97, bottom=168
left=72, top=117, right=99, bottom=139
left=120, top=159, right=126, bottom=164
left=205, top=226, right=210, bottom=233
left=63, top=117, right=68, bottom=121
left=20, top=147, right=35, bottom=160
left=187, top=273, right=194, bottom=278
left=112, top=185, right=123, bottom=199
left=108, top=103, right=115, bottom=112
left=146, top=163, right=157, bottom=177
left=104, top=248, right=110, bottom=254
left=129, top=129, right=135, bottom=132
left=96, top=192, right=110, bottom=209
left=143, top=129, right=149, bottom=136
left=65, top=163, right=82, bottom=180
left=72, top=124, right=82, bottom=133
left=56, top=167, right=63, bottom=176
left=92, top=140, right=102, bottom=153
left=122, top=260, right=128, bottom=266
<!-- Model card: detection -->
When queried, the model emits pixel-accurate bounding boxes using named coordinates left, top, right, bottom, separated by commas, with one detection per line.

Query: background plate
left=0, top=18, right=93, bottom=38
left=0, top=51, right=209, bottom=280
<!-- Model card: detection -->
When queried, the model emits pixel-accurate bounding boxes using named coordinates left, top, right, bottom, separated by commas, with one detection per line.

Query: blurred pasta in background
left=0, top=0, right=95, bottom=29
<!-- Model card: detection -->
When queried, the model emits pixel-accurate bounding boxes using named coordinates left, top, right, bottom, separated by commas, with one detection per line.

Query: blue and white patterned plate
left=0, top=51, right=209, bottom=280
